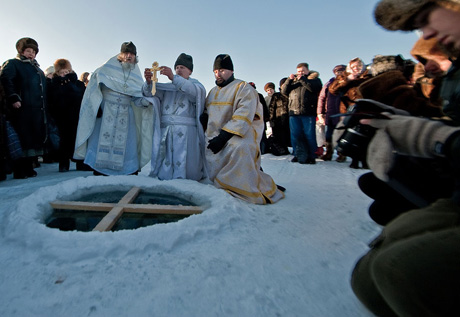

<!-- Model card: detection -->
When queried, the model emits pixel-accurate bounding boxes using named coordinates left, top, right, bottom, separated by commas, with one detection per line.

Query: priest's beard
left=121, top=61, right=135, bottom=71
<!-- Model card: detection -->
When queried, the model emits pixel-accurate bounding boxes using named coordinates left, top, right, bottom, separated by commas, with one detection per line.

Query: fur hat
left=371, top=55, right=406, bottom=76
left=213, top=54, right=234, bottom=71
left=410, top=37, right=449, bottom=62
left=174, top=53, right=193, bottom=71
left=374, top=0, right=460, bottom=31
left=120, top=41, right=137, bottom=55
left=264, top=82, right=275, bottom=91
left=53, top=59, right=72, bottom=74
left=16, top=37, right=39, bottom=54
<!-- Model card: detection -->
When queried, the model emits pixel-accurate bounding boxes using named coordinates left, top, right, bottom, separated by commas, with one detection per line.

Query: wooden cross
left=50, top=186, right=203, bottom=232
left=150, top=61, right=162, bottom=95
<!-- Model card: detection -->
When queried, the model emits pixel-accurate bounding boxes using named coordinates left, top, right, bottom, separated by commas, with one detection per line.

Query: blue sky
left=0, top=0, right=419, bottom=94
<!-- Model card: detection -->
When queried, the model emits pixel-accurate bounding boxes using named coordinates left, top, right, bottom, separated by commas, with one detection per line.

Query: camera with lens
left=335, top=99, right=408, bottom=160
left=335, top=99, right=454, bottom=208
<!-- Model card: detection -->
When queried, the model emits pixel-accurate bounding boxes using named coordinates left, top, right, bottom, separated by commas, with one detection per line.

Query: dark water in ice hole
left=46, top=190, right=197, bottom=232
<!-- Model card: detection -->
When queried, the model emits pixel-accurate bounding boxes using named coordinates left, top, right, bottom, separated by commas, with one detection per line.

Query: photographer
left=281, top=63, right=322, bottom=164
left=350, top=1, right=460, bottom=316
left=356, top=53, right=448, bottom=225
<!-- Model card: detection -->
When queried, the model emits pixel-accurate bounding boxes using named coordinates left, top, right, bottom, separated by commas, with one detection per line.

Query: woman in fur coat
left=0, top=37, right=48, bottom=179
left=47, top=59, right=86, bottom=172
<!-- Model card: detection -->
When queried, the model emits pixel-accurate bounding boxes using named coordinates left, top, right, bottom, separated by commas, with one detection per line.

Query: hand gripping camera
left=335, top=99, right=454, bottom=208
left=334, top=99, right=409, bottom=160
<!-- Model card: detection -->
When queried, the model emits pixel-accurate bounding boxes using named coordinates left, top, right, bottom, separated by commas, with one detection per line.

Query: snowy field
left=0, top=154, right=379, bottom=316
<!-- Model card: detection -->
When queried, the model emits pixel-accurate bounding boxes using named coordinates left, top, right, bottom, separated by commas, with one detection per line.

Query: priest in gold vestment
left=203, top=54, right=284, bottom=204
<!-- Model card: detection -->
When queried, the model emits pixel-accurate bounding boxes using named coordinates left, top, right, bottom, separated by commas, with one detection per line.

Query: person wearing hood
left=350, top=1, right=460, bottom=316
left=0, top=37, right=48, bottom=179
left=411, top=37, right=453, bottom=106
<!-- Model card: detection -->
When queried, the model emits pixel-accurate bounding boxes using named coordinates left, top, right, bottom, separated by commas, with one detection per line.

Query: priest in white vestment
left=143, top=53, right=207, bottom=181
left=204, top=54, right=284, bottom=204
left=74, top=42, right=158, bottom=176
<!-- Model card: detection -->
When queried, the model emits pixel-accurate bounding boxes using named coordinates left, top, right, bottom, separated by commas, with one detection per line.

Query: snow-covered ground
left=0, top=154, right=379, bottom=316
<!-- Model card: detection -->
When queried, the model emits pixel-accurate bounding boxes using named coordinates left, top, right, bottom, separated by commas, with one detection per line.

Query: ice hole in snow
left=46, top=186, right=203, bottom=232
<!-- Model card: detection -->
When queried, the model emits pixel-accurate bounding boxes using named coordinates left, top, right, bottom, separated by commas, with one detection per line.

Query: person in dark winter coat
left=281, top=63, right=322, bottom=164
left=266, top=79, right=290, bottom=156
left=0, top=37, right=48, bottom=179
left=47, top=59, right=87, bottom=172
left=0, top=75, right=7, bottom=181
left=317, top=64, right=346, bottom=161
left=357, top=53, right=446, bottom=226
left=351, top=1, right=460, bottom=316
left=248, top=82, right=270, bottom=154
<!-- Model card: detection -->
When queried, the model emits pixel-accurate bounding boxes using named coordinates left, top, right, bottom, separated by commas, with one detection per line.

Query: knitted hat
left=213, top=54, right=234, bottom=71
left=333, top=64, right=346, bottom=73
left=44, top=66, right=55, bottom=77
left=370, top=55, right=406, bottom=76
left=174, top=53, right=193, bottom=71
left=120, top=41, right=137, bottom=55
left=374, top=0, right=460, bottom=31
left=264, top=82, right=275, bottom=91
left=53, top=59, right=72, bottom=74
left=16, top=37, right=39, bottom=54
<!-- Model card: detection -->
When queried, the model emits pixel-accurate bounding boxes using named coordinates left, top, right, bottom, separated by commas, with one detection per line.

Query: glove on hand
left=207, top=130, right=234, bottom=154
left=199, top=113, right=208, bottom=132
left=365, top=114, right=460, bottom=181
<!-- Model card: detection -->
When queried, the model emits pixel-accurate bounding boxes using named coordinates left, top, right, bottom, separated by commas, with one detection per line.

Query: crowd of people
left=0, top=42, right=285, bottom=204
left=2, top=34, right=448, bottom=186
left=1, top=0, right=460, bottom=313
left=3, top=35, right=443, bottom=188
